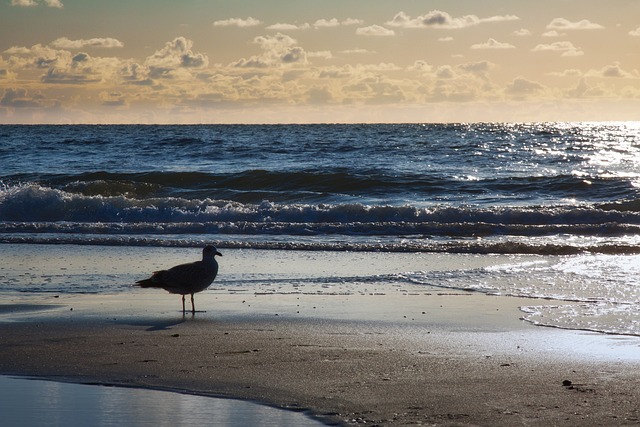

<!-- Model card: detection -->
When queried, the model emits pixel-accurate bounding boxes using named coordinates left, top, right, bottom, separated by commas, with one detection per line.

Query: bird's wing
left=163, top=261, right=206, bottom=286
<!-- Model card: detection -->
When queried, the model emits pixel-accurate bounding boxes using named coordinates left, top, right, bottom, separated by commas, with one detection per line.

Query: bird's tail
left=135, top=278, right=156, bottom=288
left=135, top=271, right=166, bottom=288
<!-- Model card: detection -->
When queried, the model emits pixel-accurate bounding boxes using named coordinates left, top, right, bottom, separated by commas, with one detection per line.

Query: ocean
left=1, top=122, right=639, bottom=335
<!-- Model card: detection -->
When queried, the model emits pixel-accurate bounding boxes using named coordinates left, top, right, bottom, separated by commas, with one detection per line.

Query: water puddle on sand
left=0, top=376, right=326, bottom=427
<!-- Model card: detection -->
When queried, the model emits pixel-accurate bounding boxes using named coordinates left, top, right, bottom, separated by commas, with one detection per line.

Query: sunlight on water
left=0, top=376, right=325, bottom=427
left=402, top=253, right=640, bottom=336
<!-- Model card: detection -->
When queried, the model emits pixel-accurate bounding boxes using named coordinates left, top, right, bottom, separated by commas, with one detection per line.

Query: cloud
left=506, top=77, right=545, bottom=96
left=266, top=23, right=311, bottom=31
left=591, top=63, right=636, bottom=79
left=50, top=37, right=124, bottom=49
left=342, top=74, right=406, bottom=104
left=386, top=10, right=518, bottom=29
left=566, top=78, right=605, bottom=98
left=470, top=39, right=515, bottom=50
left=340, top=48, right=373, bottom=55
left=438, top=36, right=454, bottom=42
left=600, top=64, right=628, bottom=78
left=409, top=60, right=432, bottom=72
left=341, top=18, right=364, bottom=26
left=356, top=25, right=395, bottom=36
left=99, top=91, right=128, bottom=107
left=11, top=0, right=62, bottom=7
left=532, top=41, right=584, bottom=57
left=213, top=17, right=262, bottom=27
left=542, top=30, right=565, bottom=37
left=232, top=33, right=308, bottom=68
left=40, top=68, right=99, bottom=84
left=436, top=65, right=455, bottom=79
left=630, top=27, right=640, bottom=36
left=457, top=60, right=494, bottom=75
left=305, top=87, right=334, bottom=104
left=313, top=18, right=340, bottom=28
left=547, top=68, right=583, bottom=77
left=39, top=52, right=114, bottom=84
left=513, top=29, right=531, bottom=36
left=546, top=18, right=604, bottom=30
left=313, top=18, right=363, bottom=28
left=145, top=37, right=208, bottom=77
left=0, top=88, right=44, bottom=107
left=4, top=44, right=72, bottom=69
left=427, top=80, right=481, bottom=103
left=119, top=62, right=154, bottom=86
left=307, top=51, right=333, bottom=60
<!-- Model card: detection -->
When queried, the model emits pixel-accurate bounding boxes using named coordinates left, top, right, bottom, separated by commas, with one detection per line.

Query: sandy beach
left=1, top=245, right=640, bottom=426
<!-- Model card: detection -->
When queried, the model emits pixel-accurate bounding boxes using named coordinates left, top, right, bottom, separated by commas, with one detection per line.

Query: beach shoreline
left=1, top=245, right=639, bottom=426
left=2, top=293, right=640, bottom=426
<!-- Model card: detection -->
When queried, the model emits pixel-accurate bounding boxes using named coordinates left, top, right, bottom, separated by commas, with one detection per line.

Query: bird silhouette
left=136, top=246, right=222, bottom=314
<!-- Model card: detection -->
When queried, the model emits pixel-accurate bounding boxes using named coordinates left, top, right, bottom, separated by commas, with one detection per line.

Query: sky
left=1, top=0, right=639, bottom=123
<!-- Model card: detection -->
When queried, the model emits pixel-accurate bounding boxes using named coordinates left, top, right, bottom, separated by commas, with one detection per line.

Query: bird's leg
left=191, top=293, right=195, bottom=314
left=182, top=295, right=186, bottom=314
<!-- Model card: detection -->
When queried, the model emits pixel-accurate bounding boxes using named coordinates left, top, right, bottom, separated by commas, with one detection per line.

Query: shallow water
left=1, top=244, right=638, bottom=337
left=0, top=376, right=326, bottom=427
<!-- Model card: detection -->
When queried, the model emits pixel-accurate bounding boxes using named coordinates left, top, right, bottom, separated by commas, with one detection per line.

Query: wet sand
left=1, top=246, right=640, bottom=425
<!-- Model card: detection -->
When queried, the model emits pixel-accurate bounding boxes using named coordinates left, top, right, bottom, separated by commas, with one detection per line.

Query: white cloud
left=542, top=30, right=565, bottom=37
left=547, top=68, right=583, bottom=77
left=506, top=77, right=545, bottom=95
left=51, top=37, right=124, bottom=49
left=470, top=39, right=515, bottom=50
left=438, top=36, right=454, bottom=42
left=11, top=0, right=62, bottom=7
left=629, top=27, right=640, bottom=36
left=589, top=63, right=636, bottom=79
left=313, top=18, right=340, bottom=28
left=513, top=29, right=531, bottom=36
left=99, top=91, right=127, bottom=107
left=41, top=67, right=102, bottom=85
left=600, top=64, right=629, bottom=78
left=356, top=25, right=395, bottom=36
left=341, top=18, right=364, bottom=26
left=386, top=10, right=518, bottom=29
left=145, top=37, right=208, bottom=77
left=11, top=0, right=37, bottom=6
left=35, top=51, right=123, bottom=85
left=232, top=33, right=308, bottom=68
left=566, top=78, right=607, bottom=98
left=547, top=18, right=604, bottom=30
left=313, top=18, right=363, bottom=28
left=267, top=23, right=311, bottom=31
left=4, top=44, right=72, bottom=69
left=307, top=51, right=333, bottom=60
left=1, top=88, right=43, bottom=107
left=532, top=41, right=584, bottom=57
left=436, top=65, right=455, bottom=79
left=409, top=60, right=432, bottom=72
left=457, top=60, right=494, bottom=75
left=340, top=48, right=373, bottom=55
left=213, top=17, right=262, bottom=27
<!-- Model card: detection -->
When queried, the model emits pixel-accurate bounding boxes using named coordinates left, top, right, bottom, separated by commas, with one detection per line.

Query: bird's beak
left=216, top=251, right=223, bottom=256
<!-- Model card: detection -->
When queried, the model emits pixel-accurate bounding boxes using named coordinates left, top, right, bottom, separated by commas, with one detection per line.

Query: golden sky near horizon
left=1, top=0, right=639, bottom=123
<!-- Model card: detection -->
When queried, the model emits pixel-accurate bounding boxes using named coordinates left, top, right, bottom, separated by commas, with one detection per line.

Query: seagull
left=135, top=246, right=222, bottom=314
